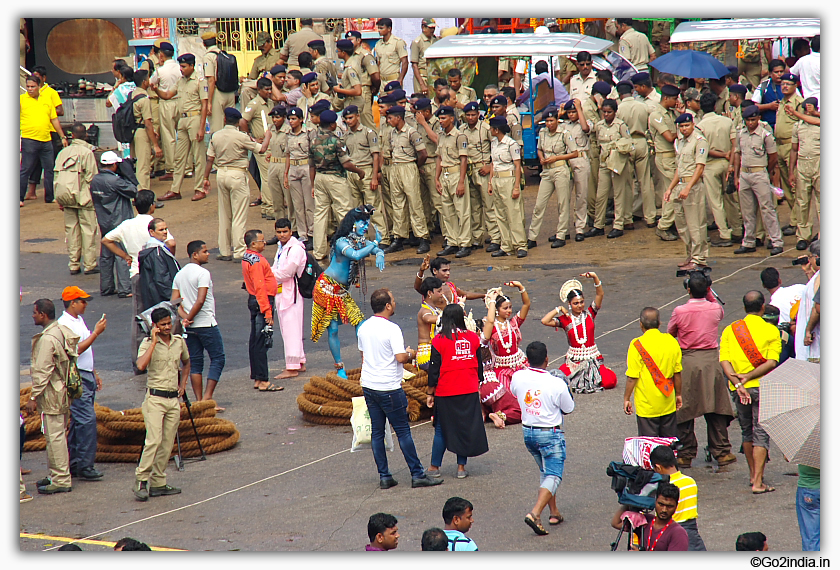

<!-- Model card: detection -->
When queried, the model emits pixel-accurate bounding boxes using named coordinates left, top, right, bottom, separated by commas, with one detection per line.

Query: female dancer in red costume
left=540, top=272, right=617, bottom=393
left=482, top=282, right=530, bottom=393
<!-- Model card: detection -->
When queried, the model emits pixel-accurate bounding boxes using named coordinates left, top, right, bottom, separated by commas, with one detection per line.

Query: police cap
left=660, top=84, right=681, bottom=97
left=563, top=100, right=576, bottom=111
left=288, top=107, right=304, bottom=118
left=630, top=72, right=650, bottom=84
left=728, top=84, right=748, bottom=96
left=345, top=31, right=362, bottom=39
left=301, top=72, right=318, bottom=84
left=307, top=39, right=326, bottom=48
left=268, top=105, right=287, bottom=117
left=463, top=101, right=480, bottom=113
left=176, top=53, right=195, bottom=65
left=592, top=81, right=611, bottom=96
left=270, top=64, right=287, bottom=76
left=320, top=110, right=338, bottom=124
left=343, top=105, right=359, bottom=116
left=488, top=116, right=508, bottom=129
left=413, top=98, right=432, bottom=110
left=490, top=95, right=507, bottom=107
left=435, top=105, right=455, bottom=117
left=384, top=80, right=402, bottom=92
left=336, top=39, right=355, bottom=52
left=224, top=107, right=242, bottom=120
left=675, top=112, right=693, bottom=124
left=781, top=72, right=799, bottom=83
left=385, top=105, right=406, bottom=116
left=742, top=105, right=760, bottom=119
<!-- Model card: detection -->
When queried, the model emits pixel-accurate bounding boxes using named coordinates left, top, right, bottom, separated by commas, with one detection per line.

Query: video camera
left=792, top=255, right=819, bottom=267
left=675, top=266, right=724, bottom=305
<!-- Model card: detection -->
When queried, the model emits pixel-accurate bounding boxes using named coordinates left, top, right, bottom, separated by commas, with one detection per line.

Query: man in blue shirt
left=442, top=496, right=479, bottom=551
left=751, top=59, right=785, bottom=129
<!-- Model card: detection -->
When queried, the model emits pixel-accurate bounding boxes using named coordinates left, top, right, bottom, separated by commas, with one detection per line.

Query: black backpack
left=295, top=251, right=323, bottom=300
left=214, top=50, right=239, bottom=93
left=112, top=93, right=147, bottom=143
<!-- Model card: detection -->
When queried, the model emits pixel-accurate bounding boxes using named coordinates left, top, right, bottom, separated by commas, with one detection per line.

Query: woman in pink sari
left=270, top=218, right=308, bottom=380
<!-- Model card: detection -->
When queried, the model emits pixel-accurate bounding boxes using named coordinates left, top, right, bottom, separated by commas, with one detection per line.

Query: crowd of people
left=20, top=17, right=820, bottom=552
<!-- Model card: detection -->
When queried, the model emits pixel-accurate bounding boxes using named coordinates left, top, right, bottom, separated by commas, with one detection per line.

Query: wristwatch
left=734, top=382, right=742, bottom=389
left=29, top=396, right=35, bottom=401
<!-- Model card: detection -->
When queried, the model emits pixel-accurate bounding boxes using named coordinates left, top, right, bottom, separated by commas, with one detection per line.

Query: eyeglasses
left=254, top=239, right=266, bottom=244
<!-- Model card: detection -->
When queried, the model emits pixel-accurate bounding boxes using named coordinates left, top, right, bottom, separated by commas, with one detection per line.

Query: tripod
left=174, top=391, right=206, bottom=470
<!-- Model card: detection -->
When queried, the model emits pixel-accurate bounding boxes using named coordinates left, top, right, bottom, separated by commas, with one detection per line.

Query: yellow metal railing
left=215, top=18, right=300, bottom=77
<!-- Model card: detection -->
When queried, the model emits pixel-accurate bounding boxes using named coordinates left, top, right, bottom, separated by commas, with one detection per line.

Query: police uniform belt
left=493, top=170, right=515, bottom=177
left=180, top=111, right=201, bottom=117
left=544, top=160, right=566, bottom=169
left=149, top=389, right=179, bottom=398
left=657, top=151, right=676, bottom=157
left=441, top=164, right=461, bottom=174
left=218, top=165, right=247, bottom=171
left=289, top=158, right=309, bottom=166
left=382, top=158, right=392, bottom=165
left=776, top=137, right=792, bottom=144
left=269, top=157, right=286, bottom=163
left=743, top=166, right=765, bottom=173
left=631, top=132, right=647, bottom=138
left=381, top=73, right=400, bottom=81
left=679, top=177, right=692, bottom=183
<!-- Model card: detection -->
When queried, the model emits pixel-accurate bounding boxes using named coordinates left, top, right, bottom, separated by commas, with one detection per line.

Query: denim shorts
left=523, top=426, right=567, bottom=482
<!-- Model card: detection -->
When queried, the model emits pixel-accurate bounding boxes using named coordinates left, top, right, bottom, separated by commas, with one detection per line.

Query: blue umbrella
left=649, top=49, right=730, bottom=79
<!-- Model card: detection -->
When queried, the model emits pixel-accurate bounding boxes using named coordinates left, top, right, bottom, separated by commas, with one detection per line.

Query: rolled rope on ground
left=297, top=365, right=433, bottom=425
left=20, top=388, right=239, bottom=462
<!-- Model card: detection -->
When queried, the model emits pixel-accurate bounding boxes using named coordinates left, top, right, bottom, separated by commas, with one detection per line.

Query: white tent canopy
left=670, top=18, right=819, bottom=43
left=424, top=33, right=613, bottom=59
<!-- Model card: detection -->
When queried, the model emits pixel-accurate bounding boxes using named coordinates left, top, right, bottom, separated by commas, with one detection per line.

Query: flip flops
left=524, top=513, right=549, bottom=536
left=258, top=383, right=284, bottom=392
left=752, top=485, right=775, bottom=494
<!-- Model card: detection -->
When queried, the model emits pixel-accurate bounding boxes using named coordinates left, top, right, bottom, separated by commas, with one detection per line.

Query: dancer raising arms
left=540, top=272, right=617, bottom=393
left=482, top=282, right=530, bottom=392
left=416, top=277, right=445, bottom=371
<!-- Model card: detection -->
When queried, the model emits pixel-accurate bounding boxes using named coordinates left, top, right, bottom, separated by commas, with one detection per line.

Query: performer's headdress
left=560, top=279, right=584, bottom=304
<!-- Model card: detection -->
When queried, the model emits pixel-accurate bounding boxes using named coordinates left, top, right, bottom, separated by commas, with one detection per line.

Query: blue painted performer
left=311, top=205, right=385, bottom=378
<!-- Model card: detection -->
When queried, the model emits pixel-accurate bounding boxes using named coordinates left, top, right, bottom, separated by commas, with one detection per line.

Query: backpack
left=54, top=152, right=91, bottom=208
left=112, top=93, right=147, bottom=144
left=214, top=50, right=239, bottom=93
left=295, top=251, right=323, bottom=300
left=606, top=462, right=666, bottom=511
left=50, top=325, right=83, bottom=400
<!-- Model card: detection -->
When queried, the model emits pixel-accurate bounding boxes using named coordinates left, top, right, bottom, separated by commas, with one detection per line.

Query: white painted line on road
left=547, top=248, right=796, bottom=367
left=42, top=420, right=432, bottom=551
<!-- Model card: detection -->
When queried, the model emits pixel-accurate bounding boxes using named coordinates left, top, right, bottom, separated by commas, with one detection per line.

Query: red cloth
left=559, top=363, right=617, bottom=389
left=431, top=331, right=481, bottom=397
left=556, top=305, right=598, bottom=349
left=666, top=290, right=723, bottom=350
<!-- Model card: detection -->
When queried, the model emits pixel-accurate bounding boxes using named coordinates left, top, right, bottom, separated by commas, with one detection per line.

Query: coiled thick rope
left=20, top=387, right=239, bottom=461
left=297, top=365, right=432, bottom=426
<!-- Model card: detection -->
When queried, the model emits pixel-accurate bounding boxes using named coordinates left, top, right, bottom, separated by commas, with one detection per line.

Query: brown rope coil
left=297, top=365, right=432, bottom=425
left=21, top=389, right=240, bottom=462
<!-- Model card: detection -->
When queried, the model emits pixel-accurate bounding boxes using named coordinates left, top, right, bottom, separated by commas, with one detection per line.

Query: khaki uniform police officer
left=447, top=68, right=477, bottom=123
left=201, top=31, right=237, bottom=136
left=460, top=101, right=499, bottom=251
left=561, top=99, right=593, bottom=241
left=667, top=113, right=710, bottom=269
left=375, top=19, right=408, bottom=90
left=151, top=42, right=181, bottom=178
left=241, top=78, right=275, bottom=218
left=241, top=31, right=280, bottom=105
left=586, top=98, right=633, bottom=238
left=434, top=106, right=471, bottom=258
left=527, top=108, right=578, bottom=248
left=345, top=31, right=381, bottom=130
left=154, top=53, right=208, bottom=201
left=342, top=105, right=386, bottom=235
left=307, top=39, right=338, bottom=96
left=278, top=18, right=321, bottom=70
left=580, top=88, right=604, bottom=222
left=333, top=40, right=365, bottom=113
left=788, top=98, right=820, bottom=247
left=650, top=83, right=681, bottom=241
left=266, top=105, right=293, bottom=226
left=488, top=115, right=527, bottom=258
left=202, top=108, right=271, bottom=260
left=139, top=50, right=163, bottom=175
left=616, top=81, right=656, bottom=228
left=376, top=98, right=395, bottom=246
left=413, top=98, right=443, bottom=237
left=696, top=93, right=737, bottom=245
left=284, top=107, right=316, bottom=246
left=774, top=72, right=805, bottom=233
left=130, top=70, right=163, bottom=191
left=410, top=19, right=439, bottom=95
left=381, top=104, right=430, bottom=255
left=733, top=105, right=784, bottom=255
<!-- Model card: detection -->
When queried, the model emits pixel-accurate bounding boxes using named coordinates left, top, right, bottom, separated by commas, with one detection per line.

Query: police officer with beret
left=561, top=99, right=594, bottom=242
left=202, top=108, right=271, bottom=260
left=266, top=105, right=293, bottom=226
left=787, top=97, right=820, bottom=249
left=410, top=18, right=438, bottom=95
left=650, top=83, right=681, bottom=241
left=696, top=92, right=738, bottom=246
left=298, top=72, right=329, bottom=128
left=150, top=42, right=181, bottom=179
left=435, top=106, right=471, bottom=258
left=343, top=105, right=385, bottom=234
left=460, top=100, right=498, bottom=251
left=309, top=110, right=367, bottom=261
left=488, top=115, right=527, bottom=258
left=201, top=31, right=237, bottom=137
left=412, top=97, right=443, bottom=239
left=375, top=92, right=396, bottom=247
left=308, top=39, right=338, bottom=96
left=382, top=104, right=430, bottom=255
left=774, top=72, right=805, bottom=235
left=242, top=31, right=281, bottom=104
left=616, top=80, right=656, bottom=229
left=154, top=54, right=208, bottom=202
left=333, top=39, right=365, bottom=114
left=345, top=31, right=381, bottom=129
left=284, top=107, right=315, bottom=248
left=241, top=77, right=276, bottom=219
left=666, top=113, right=710, bottom=270
left=527, top=107, right=579, bottom=249
left=733, top=105, right=784, bottom=256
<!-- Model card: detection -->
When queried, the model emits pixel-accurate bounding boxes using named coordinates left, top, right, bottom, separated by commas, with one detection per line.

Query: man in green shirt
left=796, top=465, right=820, bottom=551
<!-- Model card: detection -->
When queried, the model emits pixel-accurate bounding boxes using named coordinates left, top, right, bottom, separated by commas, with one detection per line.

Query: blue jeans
left=431, top=420, right=467, bottom=468
left=20, top=138, right=55, bottom=202
left=523, top=426, right=566, bottom=494
left=796, top=487, right=820, bottom=551
left=362, top=387, right=425, bottom=480
left=68, top=371, right=98, bottom=472
left=185, top=325, right=226, bottom=381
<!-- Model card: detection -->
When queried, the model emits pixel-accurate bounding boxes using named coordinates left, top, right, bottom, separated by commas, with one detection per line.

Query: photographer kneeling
left=666, top=270, right=735, bottom=468
left=611, top=483, right=689, bottom=551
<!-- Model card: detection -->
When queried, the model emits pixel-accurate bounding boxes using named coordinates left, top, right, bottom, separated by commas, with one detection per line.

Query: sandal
left=549, top=514, right=564, bottom=525
left=524, top=513, right=549, bottom=536
left=752, top=485, right=775, bottom=494
left=258, top=383, right=284, bottom=392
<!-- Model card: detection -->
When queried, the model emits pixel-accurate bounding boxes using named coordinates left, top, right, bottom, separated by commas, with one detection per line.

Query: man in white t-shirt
left=790, top=35, right=819, bottom=101
left=760, top=267, right=805, bottom=325
left=172, top=240, right=226, bottom=411
left=101, top=190, right=174, bottom=374
left=510, top=341, right=575, bottom=536
left=56, top=286, right=107, bottom=481
left=357, top=288, right=442, bottom=490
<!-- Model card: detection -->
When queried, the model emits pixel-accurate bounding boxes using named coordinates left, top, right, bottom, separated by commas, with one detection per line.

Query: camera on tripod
left=675, top=266, right=724, bottom=305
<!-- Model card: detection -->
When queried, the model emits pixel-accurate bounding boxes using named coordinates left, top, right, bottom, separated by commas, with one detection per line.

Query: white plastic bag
left=350, top=396, right=395, bottom=452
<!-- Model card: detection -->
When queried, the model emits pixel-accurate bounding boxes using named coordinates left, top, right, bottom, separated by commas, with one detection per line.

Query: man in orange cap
left=57, top=286, right=107, bottom=481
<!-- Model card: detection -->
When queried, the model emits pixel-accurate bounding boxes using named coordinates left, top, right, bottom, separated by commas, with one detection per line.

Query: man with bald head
left=719, top=290, right=780, bottom=494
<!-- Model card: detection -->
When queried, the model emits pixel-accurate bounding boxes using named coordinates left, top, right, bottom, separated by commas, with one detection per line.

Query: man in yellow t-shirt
left=20, top=76, right=67, bottom=207
left=650, top=444, right=706, bottom=551
left=720, top=290, right=781, bottom=495
left=25, top=66, right=65, bottom=201
left=624, top=307, right=683, bottom=437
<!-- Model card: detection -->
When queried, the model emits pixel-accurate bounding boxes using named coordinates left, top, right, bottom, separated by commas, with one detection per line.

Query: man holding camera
left=667, top=272, right=735, bottom=468
left=242, top=229, right=279, bottom=392
left=719, top=291, right=781, bottom=494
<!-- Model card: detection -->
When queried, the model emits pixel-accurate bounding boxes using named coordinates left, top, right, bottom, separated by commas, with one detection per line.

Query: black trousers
left=20, top=138, right=55, bottom=201
left=248, top=294, right=274, bottom=381
left=636, top=412, right=678, bottom=438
